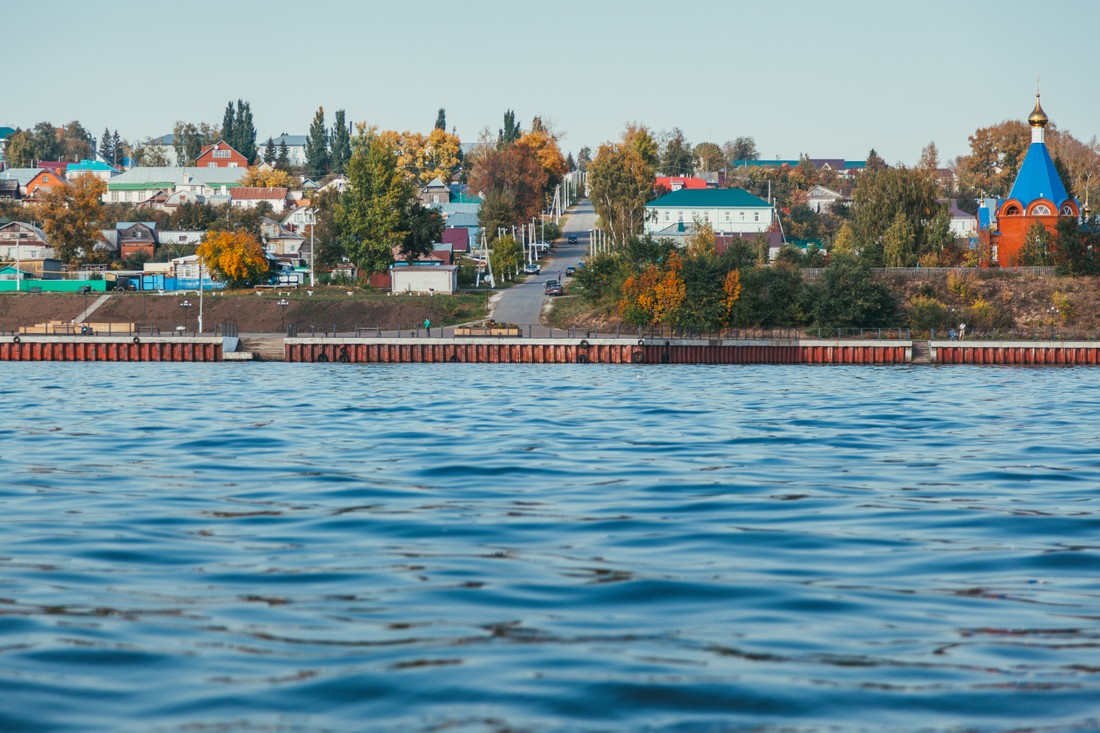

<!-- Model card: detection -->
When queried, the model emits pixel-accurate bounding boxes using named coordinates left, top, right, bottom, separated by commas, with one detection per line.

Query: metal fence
left=802, top=266, right=1058, bottom=280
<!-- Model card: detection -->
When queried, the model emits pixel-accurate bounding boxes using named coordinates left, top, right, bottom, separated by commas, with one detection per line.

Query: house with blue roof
left=644, top=188, right=774, bottom=236
left=989, top=93, right=1080, bottom=266
left=66, top=159, right=120, bottom=182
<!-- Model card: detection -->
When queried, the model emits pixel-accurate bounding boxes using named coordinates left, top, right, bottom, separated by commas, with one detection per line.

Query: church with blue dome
left=992, top=93, right=1079, bottom=265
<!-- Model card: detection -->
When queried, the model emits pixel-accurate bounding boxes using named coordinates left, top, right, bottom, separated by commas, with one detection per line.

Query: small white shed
left=390, top=265, right=458, bottom=295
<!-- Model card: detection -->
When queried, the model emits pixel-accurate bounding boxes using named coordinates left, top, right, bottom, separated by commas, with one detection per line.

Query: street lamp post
left=307, top=209, right=316, bottom=288
left=1049, top=306, right=1058, bottom=341
left=277, top=298, right=289, bottom=334
left=180, top=299, right=193, bottom=334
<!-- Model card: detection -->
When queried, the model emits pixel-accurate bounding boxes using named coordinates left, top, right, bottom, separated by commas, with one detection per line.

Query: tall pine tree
left=435, top=108, right=446, bottom=131
left=234, top=100, right=257, bottom=164
left=498, top=110, right=520, bottom=148
left=305, top=106, right=330, bottom=178
left=100, top=127, right=113, bottom=164
left=111, top=130, right=121, bottom=165
left=330, top=110, right=351, bottom=174
left=277, top=138, right=290, bottom=169
left=264, top=136, right=277, bottom=165
left=221, top=102, right=236, bottom=146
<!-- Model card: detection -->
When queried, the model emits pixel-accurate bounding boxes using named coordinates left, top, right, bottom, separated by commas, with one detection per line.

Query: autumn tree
left=31, top=174, right=107, bottom=266
left=337, top=127, right=414, bottom=275
left=918, top=141, right=940, bottom=171
left=515, top=128, right=567, bottom=195
left=623, top=124, right=659, bottom=170
left=587, top=137, right=654, bottom=247
left=305, top=107, right=330, bottom=178
left=469, top=142, right=548, bottom=230
left=619, top=251, right=686, bottom=326
left=865, top=148, right=887, bottom=172
left=953, top=121, right=1029, bottom=196
left=330, top=110, right=351, bottom=174
left=197, top=229, right=268, bottom=287
left=242, top=165, right=294, bottom=189
left=576, top=146, right=593, bottom=172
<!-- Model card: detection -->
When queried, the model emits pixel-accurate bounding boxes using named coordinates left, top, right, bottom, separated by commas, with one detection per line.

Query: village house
left=195, top=141, right=248, bottom=168
left=419, top=177, right=452, bottom=206
left=644, top=188, right=774, bottom=237
left=267, top=134, right=308, bottom=167
left=66, top=159, right=120, bottom=182
left=104, top=167, right=247, bottom=206
left=230, top=186, right=289, bottom=213
left=805, top=185, right=849, bottom=214
left=259, top=217, right=306, bottom=265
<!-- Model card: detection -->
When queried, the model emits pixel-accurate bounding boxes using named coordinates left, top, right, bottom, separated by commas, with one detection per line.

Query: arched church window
left=1061, top=204, right=1075, bottom=216
left=1005, top=205, right=1020, bottom=215
left=1032, top=204, right=1051, bottom=215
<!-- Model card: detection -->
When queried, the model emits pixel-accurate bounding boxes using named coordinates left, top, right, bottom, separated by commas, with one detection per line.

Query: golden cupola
left=1028, top=94, right=1049, bottom=127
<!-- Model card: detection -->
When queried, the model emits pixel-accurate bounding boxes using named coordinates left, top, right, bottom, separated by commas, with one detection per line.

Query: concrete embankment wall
left=0, top=336, right=224, bottom=362
left=284, top=338, right=912, bottom=365
left=933, top=341, right=1100, bottom=365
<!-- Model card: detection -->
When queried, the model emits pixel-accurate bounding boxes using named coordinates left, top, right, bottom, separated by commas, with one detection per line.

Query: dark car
left=567, top=234, right=578, bottom=244
left=546, top=283, right=564, bottom=296
left=565, top=265, right=576, bottom=276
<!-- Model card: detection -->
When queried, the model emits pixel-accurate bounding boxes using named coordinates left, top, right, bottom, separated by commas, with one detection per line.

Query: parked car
left=546, top=282, right=564, bottom=296
left=523, top=263, right=541, bottom=275
left=534, top=241, right=551, bottom=252
left=567, top=234, right=578, bottom=244
left=565, top=265, right=576, bottom=276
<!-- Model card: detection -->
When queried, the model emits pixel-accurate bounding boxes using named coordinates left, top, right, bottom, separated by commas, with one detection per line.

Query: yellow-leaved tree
left=619, top=251, right=686, bottom=326
left=198, top=230, right=268, bottom=287
left=32, top=173, right=106, bottom=266
left=242, top=165, right=294, bottom=189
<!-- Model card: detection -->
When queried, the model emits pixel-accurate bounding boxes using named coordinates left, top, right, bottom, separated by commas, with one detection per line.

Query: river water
left=2, top=363, right=1098, bottom=732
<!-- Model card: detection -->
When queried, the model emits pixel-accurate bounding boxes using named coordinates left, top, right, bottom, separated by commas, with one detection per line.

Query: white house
left=0, top=221, right=56, bottom=260
left=267, top=134, right=308, bottom=167
left=390, top=264, right=458, bottom=295
left=644, top=188, right=773, bottom=236
left=104, top=167, right=247, bottom=205
left=806, top=185, right=849, bottom=214
left=945, top=199, right=977, bottom=239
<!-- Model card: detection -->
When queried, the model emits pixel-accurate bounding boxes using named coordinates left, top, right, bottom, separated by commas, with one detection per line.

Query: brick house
left=195, top=141, right=248, bottom=168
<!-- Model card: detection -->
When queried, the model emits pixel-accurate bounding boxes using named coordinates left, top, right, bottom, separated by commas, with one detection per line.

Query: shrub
left=947, top=270, right=976, bottom=301
left=1053, top=291, right=1075, bottom=324
left=966, top=297, right=997, bottom=329
left=907, top=294, right=949, bottom=332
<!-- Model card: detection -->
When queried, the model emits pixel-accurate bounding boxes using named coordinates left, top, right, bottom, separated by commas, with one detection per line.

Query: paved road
left=490, top=200, right=597, bottom=327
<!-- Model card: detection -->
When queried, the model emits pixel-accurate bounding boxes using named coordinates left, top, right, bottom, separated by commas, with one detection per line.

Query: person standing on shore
left=424, top=318, right=431, bottom=337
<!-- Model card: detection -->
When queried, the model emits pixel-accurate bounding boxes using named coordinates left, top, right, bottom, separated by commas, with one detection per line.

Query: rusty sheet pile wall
left=0, top=337, right=223, bottom=362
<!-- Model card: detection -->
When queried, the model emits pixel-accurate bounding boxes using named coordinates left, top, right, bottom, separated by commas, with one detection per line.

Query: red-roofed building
left=230, top=187, right=289, bottom=213
left=655, top=176, right=707, bottom=193
left=37, top=161, right=69, bottom=176
left=441, top=227, right=470, bottom=252
left=24, top=169, right=70, bottom=200
left=195, top=141, right=248, bottom=169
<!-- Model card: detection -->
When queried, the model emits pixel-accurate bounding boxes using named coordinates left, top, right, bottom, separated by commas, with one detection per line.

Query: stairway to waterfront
left=911, top=340, right=931, bottom=365
left=237, top=337, right=286, bottom=361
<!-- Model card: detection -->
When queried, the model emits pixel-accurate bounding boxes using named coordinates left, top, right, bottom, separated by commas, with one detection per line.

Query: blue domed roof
left=1007, top=142, right=1069, bottom=207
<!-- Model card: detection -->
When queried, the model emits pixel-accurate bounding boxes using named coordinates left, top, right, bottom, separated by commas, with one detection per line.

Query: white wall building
left=644, top=188, right=773, bottom=236
left=390, top=265, right=458, bottom=295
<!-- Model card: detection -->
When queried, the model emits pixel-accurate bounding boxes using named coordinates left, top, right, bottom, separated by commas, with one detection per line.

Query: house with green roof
left=104, top=166, right=247, bottom=206
left=644, top=188, right=773, bottom=236
left=0, top=126, right=15, bottom=164
left=66, top=159, right=120, bottom=182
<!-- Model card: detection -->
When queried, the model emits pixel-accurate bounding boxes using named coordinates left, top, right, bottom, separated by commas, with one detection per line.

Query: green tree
left=1018, top=220, right=1053, bottom=266
left=305, top=106, right=330, bottom=178
left=850, top=165, right=939, bottom=266
left=922, top=209, right=957, bottom=265
left=221, top=102, right=236, bottom=149
left=263, top=136, right=276, bottom=165
left=435, top=108, right=447, bottom=131
left=233, top=100, right=257, bottom=163
left=576, top=146, right=592, bottom=172
left=660, top=128, right=693, bottom=175
left=337, top=128, right=413, bottom=275
left=865, top=148, right=887, bottom=172
left=805, top=253, right=898, bottom=329
left=401, top=203, right=443, bottom=263
left=693, top=142, right=724, bottom=173
left=623, top=124, right=659, bottom=169
left=587, top=139, right=654, bottom=247
left=330, top=110, right=351, bottom=174
left=730, top=263, right=806, bottom=327
left=490, top=234, right=522, bottom=281
left=172, top=121, right=217, bottom=166
left=277, top=138, right=290, bottom=169
left=1052, top=216, right=1093, bottom=274
left=498, top=109, right=521, bottom=147
left=31, top=121, right=62, bottom=162
left=724, top=136, right=759, bottom=163
left=883, top=211, right=917, bottom=267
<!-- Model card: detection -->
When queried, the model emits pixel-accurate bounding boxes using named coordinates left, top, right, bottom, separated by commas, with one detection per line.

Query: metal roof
left=646, top=188, right=770, bottom=209
left=1007, top=142, right=1070, bottom=206
left=106, top=166, right=247, bottom=188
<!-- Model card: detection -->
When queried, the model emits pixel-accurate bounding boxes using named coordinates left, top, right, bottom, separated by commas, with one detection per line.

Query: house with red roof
left=24, top=169, right=70, bottom=200
left=195, top=141, right=248, bottom=169
left=655, top=176, right=707, bottom=193
left=230, top=187, right=289, bottom=213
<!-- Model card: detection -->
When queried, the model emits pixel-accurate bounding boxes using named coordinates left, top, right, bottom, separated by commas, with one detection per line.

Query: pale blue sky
left=6, top=0, right=1098, bottom=165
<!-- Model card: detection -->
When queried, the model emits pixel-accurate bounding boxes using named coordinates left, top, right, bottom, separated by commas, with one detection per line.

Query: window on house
left=229, top=163, right=238, bottom=168
left=213, top=150, right=231, bottom=158
left=1032, top=204, right=1051, bottom=215
left=725, top=211, right=730, bottom=221
left=664, top=211, right=669, bottom=221
left=754, top=212, right=760, bottom=222
left=740, top=211, right=745, bottom=220
left=208, top=163, right=216, bottom=168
